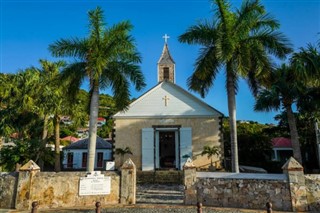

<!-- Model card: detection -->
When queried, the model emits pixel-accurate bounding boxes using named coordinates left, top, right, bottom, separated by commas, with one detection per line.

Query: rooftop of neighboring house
left=63, top=136, right=112, bottom=150
left=271, top=137, right=292, bottom=148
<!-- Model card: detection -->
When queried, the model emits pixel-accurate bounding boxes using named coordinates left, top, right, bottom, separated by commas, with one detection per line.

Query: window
left=163, top=67, right=169, bottom=80
left=82, top=152, right=87, bottom=168
left=67, top=153, right=73, bottom=168
left=97, top=152, right=103, bottom=168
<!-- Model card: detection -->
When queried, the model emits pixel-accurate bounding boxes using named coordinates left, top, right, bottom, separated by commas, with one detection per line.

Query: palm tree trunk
left=286, top=104, right=303, bottom=164
left=226, top=64, right=239, bottom=173
left=42, top=114, right=49, bottom=141
left=54, top=114, right=61, bottom=172
left=38, top=114, right=49, bottom=169
left=87, top=84, right=99, bottom=172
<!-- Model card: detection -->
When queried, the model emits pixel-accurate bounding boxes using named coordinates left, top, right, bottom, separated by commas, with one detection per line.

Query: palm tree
left=34, top=59, right=68, bottom=172
left=178, top=0, right=292, bottom=172
left=49, top=7, right=145, bottom=172
left=291, top=42, right=320, bottom=86
left=254, top=64, right=303, bottom=164
left=201, top=145, right=220, bottom=170
left=115, top=147, right=133, bottom=166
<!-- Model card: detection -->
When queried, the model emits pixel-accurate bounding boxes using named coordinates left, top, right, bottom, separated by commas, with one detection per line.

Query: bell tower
left=158, top=34, right=175, bottom=83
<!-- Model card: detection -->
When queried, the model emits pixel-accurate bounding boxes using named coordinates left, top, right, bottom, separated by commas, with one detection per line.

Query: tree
left=292, top=42, right=320, bottom=87
left=49, top=7, right=145, bottom=172
left=32, top=59, right=68, bottom=171
left=178, top=0, right=291, bottom=172
left=223, top=119, right=273, bottom=168
left=254, top=64, right=304, bottom=164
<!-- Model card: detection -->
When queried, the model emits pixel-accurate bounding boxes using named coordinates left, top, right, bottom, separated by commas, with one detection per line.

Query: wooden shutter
left=142, top=128, right=154, bottom=171
left=180, top=127, right=192, bottom=170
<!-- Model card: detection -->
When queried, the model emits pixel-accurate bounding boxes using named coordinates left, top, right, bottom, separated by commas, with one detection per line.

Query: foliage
left=97, top=123, right=111, bottom=138
left=99, top=94, right=117, bottom=118
left=49, top=7, right=145, bottom=172
left=60, top=127, right=77, bottom=138
left=179, top=0, right=291, bottom=172
left=223, top=118, right=273, bottom=170
left=0, top=139, right=54, bottom=172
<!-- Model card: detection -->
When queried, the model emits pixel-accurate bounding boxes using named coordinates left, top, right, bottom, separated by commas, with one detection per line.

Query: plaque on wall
left=79, top=171, right=111, bottom=196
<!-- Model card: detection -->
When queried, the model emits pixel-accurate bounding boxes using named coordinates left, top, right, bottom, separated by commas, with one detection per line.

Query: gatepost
left=120, top=158, right=136, bottom=204
left=282, top=157, right=308, bottom=212
left=15, top=160, right=40, bottom=210
left=183, top=158, right=197, bottom=205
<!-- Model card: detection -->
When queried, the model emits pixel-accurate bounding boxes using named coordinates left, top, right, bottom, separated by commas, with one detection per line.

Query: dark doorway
left=159, top=131, right=176, bottom=168
left=67, top=153, right=73, bottom=168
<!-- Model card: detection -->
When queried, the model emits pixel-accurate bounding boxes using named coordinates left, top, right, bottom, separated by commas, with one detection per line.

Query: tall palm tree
left=178, top=0, right=292, bottom=172
left=34, top=59, right=67, bottom=172
left=254, top=64, right=303, bottom=164
left=49, top=7, right=145, bottom=172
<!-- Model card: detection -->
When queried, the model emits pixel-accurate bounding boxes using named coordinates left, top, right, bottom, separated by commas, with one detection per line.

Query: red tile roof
left=61, top=136, right=80, bottom=143
left=271, top=137, right=292, bottom=148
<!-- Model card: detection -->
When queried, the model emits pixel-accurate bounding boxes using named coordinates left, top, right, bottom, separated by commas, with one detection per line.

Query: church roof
left=158, top=43, right=175, bottom=65
left=114, top=81, right=223, bottom=118
left=63, top=136, right=112, bottom=150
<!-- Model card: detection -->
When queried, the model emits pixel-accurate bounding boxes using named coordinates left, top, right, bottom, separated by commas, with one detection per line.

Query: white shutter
left=180, top=127, right=192, bottom=170
left=142, top=128, right=154, bottom=171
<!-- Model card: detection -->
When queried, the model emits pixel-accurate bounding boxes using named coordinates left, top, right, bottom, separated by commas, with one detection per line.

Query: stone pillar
left=120, top=158, right=136, bottom=204
left=183, top=158, right=197, bottom=205
left=282, top=157, right=308, bottom=212
left=15, top=160, right=40, bottom=210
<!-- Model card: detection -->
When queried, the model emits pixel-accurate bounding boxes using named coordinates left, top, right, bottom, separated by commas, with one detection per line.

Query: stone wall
left=15, top=170, right=120, bottom=210
left=305, top=174, right=320, bottom=211
left=185, top=172, right=291, bottom=211
left=0, top=172, right=18, bottom=209
left=184, top=157, right=318, bottom=212
left=114, top=117, right=222, bottom=170
left=0, top=159, right=136, bottom=211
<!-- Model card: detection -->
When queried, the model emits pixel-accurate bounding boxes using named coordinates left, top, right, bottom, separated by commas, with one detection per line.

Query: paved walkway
left=1, top=205, right=293, bottom=213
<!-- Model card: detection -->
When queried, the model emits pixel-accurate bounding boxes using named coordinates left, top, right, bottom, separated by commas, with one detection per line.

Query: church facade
left=113, top=40, right=224, bottom=171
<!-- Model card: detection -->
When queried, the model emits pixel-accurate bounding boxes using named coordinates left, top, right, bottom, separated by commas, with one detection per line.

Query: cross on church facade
left=162, top=95, right=170, bottom=106
left=162, top=34, right=170, bottom=43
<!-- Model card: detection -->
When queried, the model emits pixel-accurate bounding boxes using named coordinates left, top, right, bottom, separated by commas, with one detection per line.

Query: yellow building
left=113, top=39, right=224, bottom=171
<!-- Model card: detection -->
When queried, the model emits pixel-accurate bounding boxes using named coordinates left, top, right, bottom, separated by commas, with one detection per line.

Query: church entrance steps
left=136, top=184, right=184, bottom=205
left=137, top=170, right=183, bottom=184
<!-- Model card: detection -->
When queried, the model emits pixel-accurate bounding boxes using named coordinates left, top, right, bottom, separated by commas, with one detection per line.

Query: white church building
left=113, top=38, right=224, bottom=171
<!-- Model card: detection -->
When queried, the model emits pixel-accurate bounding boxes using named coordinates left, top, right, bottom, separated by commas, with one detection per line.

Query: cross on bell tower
left=157, top=34, right=175, bottom=83
left=162, top=34, right=170, bottom=43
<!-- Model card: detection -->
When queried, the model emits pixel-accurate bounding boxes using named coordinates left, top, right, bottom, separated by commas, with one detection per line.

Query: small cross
left=162, top=95, right=170, bottom=106
left=162, top=34, right=170, bottom=43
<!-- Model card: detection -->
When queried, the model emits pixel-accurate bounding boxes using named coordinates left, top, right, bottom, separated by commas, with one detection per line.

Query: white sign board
left=79, top=172, right=111, bottom=196
left=106, top=161, right=115, bottom=171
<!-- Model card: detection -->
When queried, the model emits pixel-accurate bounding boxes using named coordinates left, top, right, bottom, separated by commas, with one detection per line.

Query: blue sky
left=1, top=0, right=319, bottom=124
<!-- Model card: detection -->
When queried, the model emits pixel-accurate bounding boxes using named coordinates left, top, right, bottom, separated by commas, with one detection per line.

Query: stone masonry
left=305, top=174, right=320, bottom=211
left=0, top=172, right=18, bottom=209
left=183, top=157, right=320, bottom=212
left=0, top=159, right=137, bottom=211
